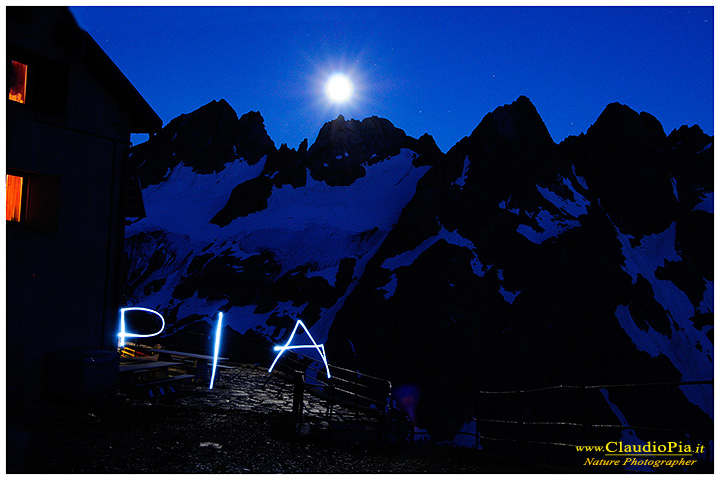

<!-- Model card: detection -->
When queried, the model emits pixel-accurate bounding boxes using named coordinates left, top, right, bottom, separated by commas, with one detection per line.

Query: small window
left=6, top=171, right=60, bottom=230
left=6, top=174, right=25, bottom=222
left=8, top=60, right=27, bottom=104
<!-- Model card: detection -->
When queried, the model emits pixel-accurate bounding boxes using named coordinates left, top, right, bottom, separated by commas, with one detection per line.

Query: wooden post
left=474, top=390, right=480, bottom=450
left=384, top=382, right=392, bottom=445
left=292, top=370, right=305, bottom=436
left=515, top=390, right=523, bottom=451
left=581, top=386, right=590, bottom=445
left=326, top=381, right=335, bottom=441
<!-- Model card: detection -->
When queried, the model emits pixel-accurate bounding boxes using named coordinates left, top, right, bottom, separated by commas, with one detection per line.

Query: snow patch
left=223, top=304, right=274, bottom=335
left=234, top=149, right=428, bottom=234
left=381, top=225, right=491, bottom=280
left=127, top=156, right=268, bottom=239
left=162, top=150, right=419, bottom=239
left=309, top=228, right=391, bottom=344
left=498, top=269, right=521, bottom=305
left=514, top=176, right=591, bottom=244
left=616, top=222, right=681, bottom=283
left=272, top=300, right=310, bottom=322
left=307, top=264, right=340, bottom=288
left=235, top=226, right=378, bottom=280
left=499, top=287, right=520, bottom=304
left=615, top=222, right=713, bottom=417
left=454, top=156, right=470, bottom=187
left=699, top=280, right=713, bottom=313
left=599, top=388, right=653, bottom=472
left=127, top=149, right=430, bottom=347
left=692, top=192, right=713, bottom=213
left=571, top=163, right=588, bottom=190
left=470, top=257, right=490, bottom=277
left=517, top=209, right=581, bottom=244
left=614, top=305, right=664, bottom=358
left=537, top=177, right=591, bottom=218
left=130, top=148, right=428, bottom=277
left=499, top=196, right=520, bottom=214
left=382, top=225, right=476, bottom=271
left=379, top=274, right=398, bottom=300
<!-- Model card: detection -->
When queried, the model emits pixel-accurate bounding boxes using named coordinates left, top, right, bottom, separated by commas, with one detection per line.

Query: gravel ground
left=8, top=365, right=560, bottom=474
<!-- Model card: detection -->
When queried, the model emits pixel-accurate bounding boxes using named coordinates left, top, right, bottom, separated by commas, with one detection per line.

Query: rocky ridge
left=123, top=96, right=713, bottom=452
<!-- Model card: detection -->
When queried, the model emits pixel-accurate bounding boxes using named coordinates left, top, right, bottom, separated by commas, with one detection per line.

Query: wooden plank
left=118, top=361, right=182, bottom=373
left=148, top=348, right=228, bottom=361
left=134, top=374, right=195, bottom=388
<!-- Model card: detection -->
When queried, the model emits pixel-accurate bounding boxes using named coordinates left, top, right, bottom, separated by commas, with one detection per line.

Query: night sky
left=69, top=6, right=714, bottom=153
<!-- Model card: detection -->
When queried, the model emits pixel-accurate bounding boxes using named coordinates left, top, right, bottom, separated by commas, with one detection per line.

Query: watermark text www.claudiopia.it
left=577, top=441, right=706, bottom=468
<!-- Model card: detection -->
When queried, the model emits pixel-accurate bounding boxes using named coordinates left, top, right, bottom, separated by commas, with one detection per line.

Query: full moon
left=326, top=74, right=353, bottom=103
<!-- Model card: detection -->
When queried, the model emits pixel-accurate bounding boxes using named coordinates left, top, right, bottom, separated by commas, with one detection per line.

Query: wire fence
left=408, top=379, right=714, bottom=467
left=259, top=344, right=713, bottom=464
left=160, top=326, right=713, bottom=464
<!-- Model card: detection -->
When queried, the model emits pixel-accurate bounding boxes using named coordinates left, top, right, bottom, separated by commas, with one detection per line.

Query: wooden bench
left=133, top=374, right=196, bottom=397
left=118, top=360, right=181, bottom=374
left=147, top=349, right=228, bottom=384
left=119, top=360, right=194, bottom=398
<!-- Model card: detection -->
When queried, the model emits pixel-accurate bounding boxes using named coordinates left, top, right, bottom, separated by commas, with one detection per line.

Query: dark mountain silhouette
left=129, top=99, right=275, bottom=185
left=123, top=96, right=713, bottom=452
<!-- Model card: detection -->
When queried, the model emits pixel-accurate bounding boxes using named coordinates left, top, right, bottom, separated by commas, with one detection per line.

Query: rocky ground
left=9, top=364, right=563, bottom=474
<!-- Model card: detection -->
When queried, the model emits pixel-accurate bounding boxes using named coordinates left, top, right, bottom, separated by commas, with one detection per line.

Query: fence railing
left=269, top=350, right=398, bottom=442
left=161, top=327, right=713, bottom=464
left=408, top=379, right=713, bottom=466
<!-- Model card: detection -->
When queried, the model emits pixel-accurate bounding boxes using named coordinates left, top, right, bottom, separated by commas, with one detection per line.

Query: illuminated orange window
left=6, top=174, right=24, bottom=222
left=9, top=60, right=27, bottom=104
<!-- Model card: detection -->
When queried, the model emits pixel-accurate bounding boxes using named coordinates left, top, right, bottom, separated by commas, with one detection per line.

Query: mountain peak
left=576, top=102, right=675, bottom=236
left=129, top=100, right=274, bottom=186
left=306, top=115, right=414, bottom=186
left=443, top=95, right=558, bottom=197
left=175, top=98, right=238, bottom=126
left=470, top=95, right=552, bottom=144
left=126, top=97, right=712, bottom=448
left=235, top=110, right=276, bottom=165
left=589, top=102, right=666, bottom=144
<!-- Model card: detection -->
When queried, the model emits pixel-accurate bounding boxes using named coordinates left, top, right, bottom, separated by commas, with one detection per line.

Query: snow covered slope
left=124, top=104, right=436, bottom=353
left=126, top=148, right=429, bottom=340
left=324, top=97, right=713, bottom=444
left=124, top=97, right=712, bottom=451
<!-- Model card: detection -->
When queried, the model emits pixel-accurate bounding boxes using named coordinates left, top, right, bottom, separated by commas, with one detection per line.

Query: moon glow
left=326, top=74, right=353, bottom=103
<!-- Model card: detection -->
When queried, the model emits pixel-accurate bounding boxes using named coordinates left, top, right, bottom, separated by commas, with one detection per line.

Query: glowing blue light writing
left=117, top=307, right=165, bottom=347
left=268, top=319, right=331, bottom=378
left=209, top=312, right=223, bottom=390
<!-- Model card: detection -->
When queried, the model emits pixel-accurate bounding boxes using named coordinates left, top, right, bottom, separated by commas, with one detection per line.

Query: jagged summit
left=468, top=95, right=553, bottom=144
left=130, top=99, right=274, bottom=186
left=172, top=98, right=236, bottom=125
left=125, top=97, right=712, bottom=449
left=572, top=102, right=675, bottom=237
left=306, top=114, right=414, bottom=186
left=235, top=110, right=277, bottom=164
left=587, top=102, right=665, bottom=143
left=442, top=95, right=561, bottom=209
